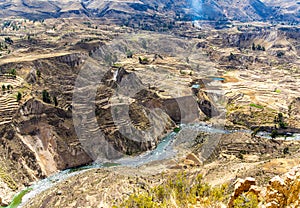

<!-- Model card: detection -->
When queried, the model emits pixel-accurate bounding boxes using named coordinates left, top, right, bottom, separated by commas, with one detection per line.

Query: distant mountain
left=0, top=0, right=298, bottom=23
left=261, top=0, right=300, bottom=23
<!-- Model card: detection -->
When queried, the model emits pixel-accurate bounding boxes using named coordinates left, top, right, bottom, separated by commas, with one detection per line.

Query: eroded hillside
left=0, top=17, right=299, bottom=207
left=0, top=0, right=299, bottom=23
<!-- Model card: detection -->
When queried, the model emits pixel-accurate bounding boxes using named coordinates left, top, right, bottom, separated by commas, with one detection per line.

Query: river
left=3, top=123, right=300, bottom=208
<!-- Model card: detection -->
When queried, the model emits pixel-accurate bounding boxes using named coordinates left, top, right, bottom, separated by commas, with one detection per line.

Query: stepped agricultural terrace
left=0, top=4, right=299, bottom=207
left=0, top=75, right=23, bottom=126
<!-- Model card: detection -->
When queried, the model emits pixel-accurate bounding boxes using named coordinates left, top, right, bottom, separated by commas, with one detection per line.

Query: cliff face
left=0, top=48, right=212, bottom=200
left=0, top=97, right=93, bottom=204
left=15, top=98, right=93, bottom=174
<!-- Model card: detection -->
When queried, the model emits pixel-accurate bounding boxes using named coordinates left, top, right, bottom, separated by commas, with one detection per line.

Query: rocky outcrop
left=264, top=166, right=300, bottom=208
left=162, top=96, right=203, bottom=123
left=51, top=53, right=84, bottom=69
left=289, top=97, right=300, bottom=129
left=197, top=90, right=220, bottom=118
left=15, top=98, right=93, bottom=175
left=229, top=165, right=300, bottom=208
left=228, top=177, right=256, bottom=207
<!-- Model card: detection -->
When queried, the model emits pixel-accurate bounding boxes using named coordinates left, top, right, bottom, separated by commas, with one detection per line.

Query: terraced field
left=0, top=75, right=23, bottom=126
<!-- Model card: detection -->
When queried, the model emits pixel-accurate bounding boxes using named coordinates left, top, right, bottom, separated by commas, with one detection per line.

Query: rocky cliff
left=229, top=165, right=300, bottom=207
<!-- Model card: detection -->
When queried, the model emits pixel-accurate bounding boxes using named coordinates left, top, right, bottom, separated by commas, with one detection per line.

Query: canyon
left=0, top=1, right=299, bottom=207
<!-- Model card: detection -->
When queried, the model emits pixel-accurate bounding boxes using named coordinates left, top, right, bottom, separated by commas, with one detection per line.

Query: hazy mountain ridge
left=0, top=0, right=298, bottom=23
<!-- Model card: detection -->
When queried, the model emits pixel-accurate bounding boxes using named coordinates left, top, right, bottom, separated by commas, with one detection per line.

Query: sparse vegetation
left=275, top=113, right=287, bottom=129
left=249, top=103, right=263, bottom=109
left=9, top=68, right=16, bottom=76
left=4, top=37, right=13, bottom=44
left=180, top=70, right=186, bottom=75
left=270, top=129, right=278, bottom=139
left=173, top=127, right=181, bottom=133
left=139, top=57, right=149, bottom=64
left=251, top=127, right=260, bottom=137
left=252, top=43, right=265, bottom=51
left=0, top=9, right=299, bottom=208
left=228, top=52, right=236, bottom=61
left=283, top=147, right=289, bottom=155
left=275, top=89, right=281, bottom=93
left=233, top=192, right=259, bottom=208
left=0, top=167, right=18, bottom=191
left=119, top=172, right=230, bottom=207
left=276, top=51, right=285, bottom=58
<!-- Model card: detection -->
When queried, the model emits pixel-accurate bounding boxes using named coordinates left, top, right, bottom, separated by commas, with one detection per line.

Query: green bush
left=270, top=129, right=278, bottom=139
left=36, top=69, right=41, bottom=78
left=249, top=103, right=263, bottom=109
left=9, top=68, right=16, bottom=76
left=16, top=92, right=22, bottom=102
left=121, top=193, right=159, bottom=208
left=126, top=50, right=133, bottom=58
left=120, top=172, right=230, bottom=207
left=53, top=96, right=58, bottom=107
left=233, top=192, right=258, bottom=208
left=4, top=37, right=13, bottom=44
left=139, top=57, right=149, bottom=64
left=283, top=147, right=289, bottom=155
left=277, top=51, right=285, bottom=58
left=173, top=127, right=181, bottom=133
left=42, top=90, right=51, bottom=103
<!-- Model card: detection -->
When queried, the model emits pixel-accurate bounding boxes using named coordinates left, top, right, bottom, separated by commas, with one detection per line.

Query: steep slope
left=261, top=0, right=300, bottom=23
left=0, top=0, right=297, bottom=23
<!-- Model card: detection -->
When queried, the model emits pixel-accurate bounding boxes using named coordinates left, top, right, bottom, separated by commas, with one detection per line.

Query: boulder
left=228, top=177, right=256, bottom=208
left=186, top=153, right=203, bottom=166
left=183, top=159, right=195, bottom=166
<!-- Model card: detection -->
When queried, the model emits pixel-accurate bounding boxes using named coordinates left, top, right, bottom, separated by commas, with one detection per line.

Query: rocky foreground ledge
left=229, top=165, right=300, bottom=208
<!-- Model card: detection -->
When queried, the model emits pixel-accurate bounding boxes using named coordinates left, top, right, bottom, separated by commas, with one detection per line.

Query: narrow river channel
left=3, top=123, right=300, bottom=208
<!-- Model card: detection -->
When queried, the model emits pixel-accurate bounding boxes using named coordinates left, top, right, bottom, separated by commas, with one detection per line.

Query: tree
left=228, top=53, right=235, bottom=61
left=276, top=113, right=287, bottom=129
left=126, top=50, right=133, bottom=58
left=36, top=69, right=41, bottom=78
left=270, top=129, right=278, bottom=139
left=4, top=37, right=13, bottom=44
left=17, top=92, right=22, bottom=102
left=2, top=84, right=5, bottom=91
left=283, top=147, right=289, bottom=155
left=42, top=90, right=51, bottom=103
left=53, top=96, right=58, bottom=107
left=139, top=57, right=149, bottom=64
left=277, top=51, right=285, bottom=58
left=252, top=43, right=256, bottom=50
left=256, top=44, right=262, bottom=51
